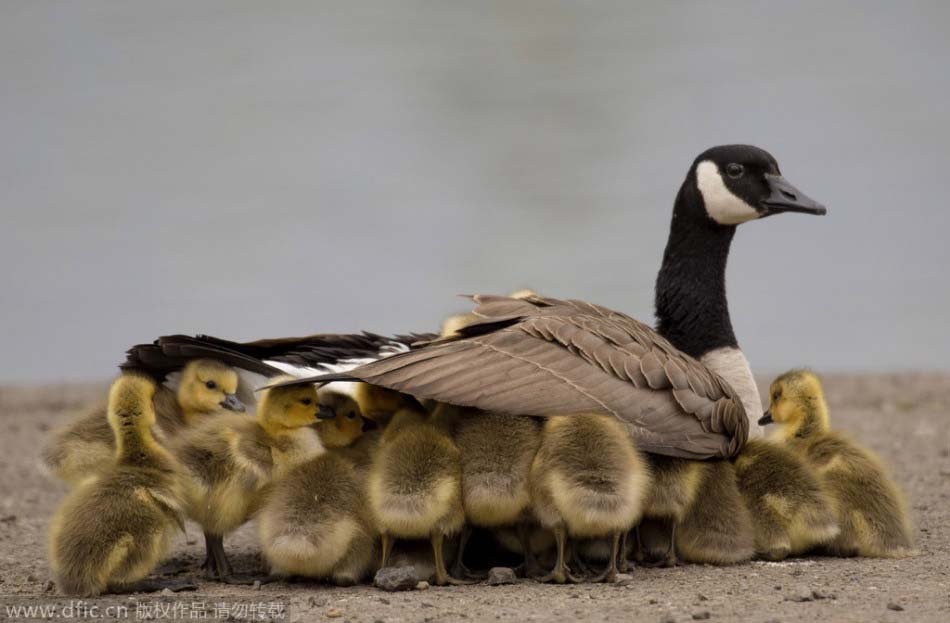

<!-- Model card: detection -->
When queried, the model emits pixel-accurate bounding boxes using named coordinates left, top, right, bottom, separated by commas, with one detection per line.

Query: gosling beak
left=757, top=410, right=774, bottom=426
left=761, top=174, right=827, bottom=216
left=220, top=393, right=246, bottom=413
left=317, top=404, right=336, bottom=420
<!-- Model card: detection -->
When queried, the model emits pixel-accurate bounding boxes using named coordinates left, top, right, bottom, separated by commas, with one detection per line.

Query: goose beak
left=317, top=404, right=337, bottom=420
left=220, top=393, right=246, bottom=412
left=757, top=410, right=774, bottom=426
left=761, top=174, right=827, bottom=216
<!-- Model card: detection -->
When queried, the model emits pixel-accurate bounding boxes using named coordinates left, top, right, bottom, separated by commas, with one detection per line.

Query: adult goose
left=271, top=145, right=826, bottom=458
left=121, top=331, right=434, bottom=407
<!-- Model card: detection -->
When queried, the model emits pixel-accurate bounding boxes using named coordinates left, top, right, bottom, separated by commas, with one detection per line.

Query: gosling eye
left=772, top=390, right=781, bottom=401
left=345, top=411, right=357, bottom=420
left=205, top=380, right=217, bottom=390
left=301, top=398, right=313, bottom=406
left=726, top=163, right=744, bottom=179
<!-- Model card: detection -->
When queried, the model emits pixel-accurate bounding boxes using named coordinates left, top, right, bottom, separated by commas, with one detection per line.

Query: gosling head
left=107, top=373, right=158, bottom=437
left=177, top=359, right=244, bottom=416
left=314, top=391, right=365, bottom=449
left=256, top=381, right=321, bottom=433
left=681, top=145, right=826, bottom=227
left=759, top=369, right=830, bottom=439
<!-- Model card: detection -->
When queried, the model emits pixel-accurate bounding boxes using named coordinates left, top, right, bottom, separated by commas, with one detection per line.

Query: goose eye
left=346, top=411, right=357, bottom=419
left=301, top=398, right=312, bottom=406
left=726, top=163, right=744, bottom=179
left=205, top=380, right=217, bottom=390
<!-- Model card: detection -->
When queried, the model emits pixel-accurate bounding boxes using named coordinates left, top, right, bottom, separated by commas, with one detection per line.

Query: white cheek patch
left=696, top=161, right=760, bottom=225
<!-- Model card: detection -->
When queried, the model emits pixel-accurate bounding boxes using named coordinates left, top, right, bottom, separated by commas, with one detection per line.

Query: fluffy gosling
left=173, top=380, right=323, bottom=581
left=733, top=438, right=839, bottom=560
left=761, top=370, right=914, bottom=557
left=366, top=397, right=466, bottom=586
left=529, top=414, right=650, bottom=583
left=48, top=374, right=188, bottom=596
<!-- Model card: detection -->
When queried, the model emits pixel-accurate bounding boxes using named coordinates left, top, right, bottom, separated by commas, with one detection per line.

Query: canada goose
left=257, top=399, right=372, bottom=585
left=48, top=374, right=190, bottom=596
left=761, top=370, right=915, bottom=557
left=366, top=399, right=466, bottom=586
left=452, top=409, right=542, bottom=578
left=272, top=146, right=826, bottom=563
left=733, top=438, right=839, bottom=560
left=529, top=414, right=650, bottom=583
left=43, top=359, right=245, bottom=487
left=172, top=380, right=324, bottom=581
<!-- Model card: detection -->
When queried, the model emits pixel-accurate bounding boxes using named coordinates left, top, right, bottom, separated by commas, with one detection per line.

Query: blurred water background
left=1, top=1, right=948, bottom=382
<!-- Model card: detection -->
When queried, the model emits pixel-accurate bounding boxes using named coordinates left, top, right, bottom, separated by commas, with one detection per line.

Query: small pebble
left=251, top=580, right=261, bottom=590
left=377, top=598, right=390, bottom=605
left=811, top=590, right=834, bottom=600
left=649, top=598, right=659, bottom=605
left=614, top=573, right=634, bottom=585
left=660, top=613, right=676, bottom=623
left=326, top=607, right=344, bottom=618
left=420, top=602, right=434, bottom=608
left=887, top=603, right=904, bottom=612
left=161, top=588, right=174, bottom=596
left=486, top=567, right=517, bottom=586
left=0, top=515, right=16, bottom=523
left=415, top=581, right=430, bottom=590
left=44, top=580, right=55, bottom=592
left=692, top=613, right=711, bottom=621
left=26, top=574, right=38, bottom=583
left=697, top=594, right=708, bottom=602
left=374, top=566, right=419, bottom=592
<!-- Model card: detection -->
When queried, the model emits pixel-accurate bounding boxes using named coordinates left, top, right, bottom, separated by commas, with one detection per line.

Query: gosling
left=366, top=397, right=466, bottom=586
left=733, top=438, right=839, bottom=560
left=761, top=369, right=915, bottom=557
left=43, top=359, right=244, bottom=487
left=48, top=374, right=189, bottom=596
left=453, top=409, right=542, bottom=578
left=173, top=379, right=323, bottom=581
left=529, top=414, right=650, bottom=583
left=258, top=398, right=372, bottom=585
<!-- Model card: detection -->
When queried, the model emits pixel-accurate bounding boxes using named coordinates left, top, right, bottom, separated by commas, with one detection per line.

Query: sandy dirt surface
left=1, top=374, right=948, bottom=622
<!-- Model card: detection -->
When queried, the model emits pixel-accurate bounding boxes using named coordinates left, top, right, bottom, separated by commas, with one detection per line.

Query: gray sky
left=2, top=1, right=948, bottom=383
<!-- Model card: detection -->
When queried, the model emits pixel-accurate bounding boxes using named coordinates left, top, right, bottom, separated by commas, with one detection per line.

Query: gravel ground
left=1, top=374, right=948, bottom=623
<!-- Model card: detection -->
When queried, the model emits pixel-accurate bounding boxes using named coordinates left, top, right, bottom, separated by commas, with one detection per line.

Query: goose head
left=683, top=145, right=826, bottom=227
left=107, top=373, right=158, bottom=435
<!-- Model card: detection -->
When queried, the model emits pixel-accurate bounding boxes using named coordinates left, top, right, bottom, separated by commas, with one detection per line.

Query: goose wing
left=277, top=295, right=748, bottom=459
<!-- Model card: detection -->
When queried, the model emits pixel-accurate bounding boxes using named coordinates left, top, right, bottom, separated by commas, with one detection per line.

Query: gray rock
left=486, top=567, right=517, bottom=586
left=374, top=566, right=419, bottom=591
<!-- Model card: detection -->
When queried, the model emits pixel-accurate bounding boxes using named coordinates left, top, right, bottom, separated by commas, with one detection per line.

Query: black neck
left=654, top=185, right=739, bottom=358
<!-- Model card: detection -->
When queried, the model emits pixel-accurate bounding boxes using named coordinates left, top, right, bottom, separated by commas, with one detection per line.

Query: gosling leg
left=451, top=524, right=486, bottom=580
left=535, top=526, right=582, bottom=584
left=431, top=532, right=472, bottom=586
left=586, top=531, right=621, bottom=583
left=516, top=521, right=544, bottom=578
left=379, top=532, right=394, bottom=569
left=637, top=518, right=678, bottom=568
left=617, top=530, right=631, bottom=573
